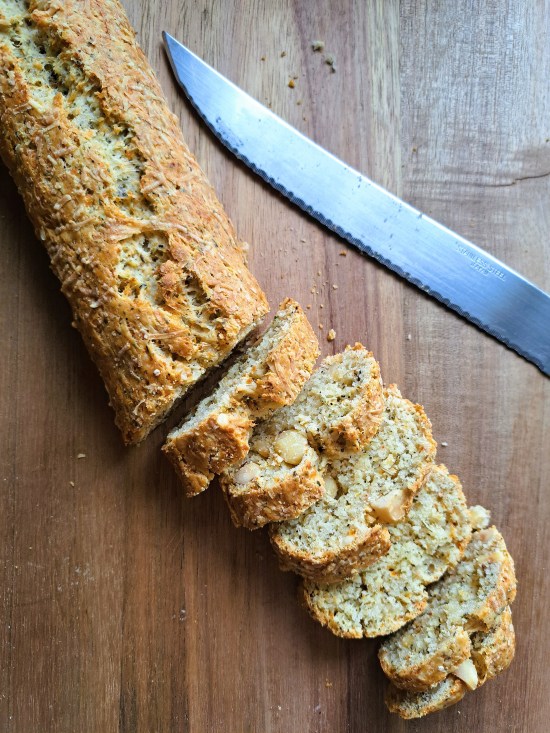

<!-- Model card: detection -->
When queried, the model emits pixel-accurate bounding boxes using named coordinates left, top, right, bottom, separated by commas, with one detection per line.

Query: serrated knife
left=163, top=32, right=550, bottom=377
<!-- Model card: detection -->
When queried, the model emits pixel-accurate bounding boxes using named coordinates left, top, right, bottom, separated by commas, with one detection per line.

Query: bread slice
left=385, top=606, right=515, bottom=718
left=269, top=385, right=436, bottom=583
left=220, top=345, right=384, bottom=529
left=379, top=526, right=516, bottom=692
left=162, top=299, right=319, bottom=496
left=300, top=465, right=472, bottom=638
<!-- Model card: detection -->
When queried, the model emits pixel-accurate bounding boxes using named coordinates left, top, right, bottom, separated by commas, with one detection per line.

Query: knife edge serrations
left=163, top=34, right=550, bottom=377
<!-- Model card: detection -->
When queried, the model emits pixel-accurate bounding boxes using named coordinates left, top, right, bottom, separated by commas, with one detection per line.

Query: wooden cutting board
left=1, top=1, right=548, bottom=731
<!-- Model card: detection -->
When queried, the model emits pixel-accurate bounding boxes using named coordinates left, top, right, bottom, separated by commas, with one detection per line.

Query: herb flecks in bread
left=0, top=0, right=268, bottom=443
left=163, top=299, right=319, bottom=496
left=269, top=385, right=436, bottom=583
left=385, top=606, right=515, bottom=718
left=379, top=526, right=516, bottom=693
left=220, top=345, right=384, bottom=529
left=301, top=465, right=471, bottom=637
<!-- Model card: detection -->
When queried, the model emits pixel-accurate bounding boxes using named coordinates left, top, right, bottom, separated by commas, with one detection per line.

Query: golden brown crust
left=385, top=678, right=467, bottom=719
left=385, top=607, right=516, bottom=718
left=0, top=0, right=268, bottom=443
left=163, top=300, right=319, bottom=497
left=163, top=407, right=253, bottom=496
left=381, top=631, right=472, bottom=692
left=313, top=344, right=385, bottom=457
left=270, top=523, right=392, bottom=584
left=222, top=450, right=325, bottom=529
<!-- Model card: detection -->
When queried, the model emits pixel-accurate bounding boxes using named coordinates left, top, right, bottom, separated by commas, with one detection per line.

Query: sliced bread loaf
left=385, top=605, right=515, bottom=718
left=162, top=299, right=319, bottom=496
left=378, top=526, right=516, bottom=692
left=269, top=385, right=436, bottom=583
left=300, top=465, right=472, bottom=638
left=220, top=345, right=384, bottom=528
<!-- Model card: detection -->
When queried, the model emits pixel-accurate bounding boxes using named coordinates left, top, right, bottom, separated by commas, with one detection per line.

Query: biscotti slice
left=379, top=526, right=516, bottom=693
left=0, top=0, right=268, bottom=443
left=220, top=345, right=384, bottom=529
left=269, top=385, right=436, bottom=583
left=300, top=465, right=472, bottom=638
left=162, top=299, right=319, bottom=496
left=385, top=606, right=515, bottom=718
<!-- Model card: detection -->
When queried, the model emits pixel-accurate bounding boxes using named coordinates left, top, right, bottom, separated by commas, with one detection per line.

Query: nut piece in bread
left=385, top=605, right=515, bottom=718
left=163, top=299, right=319, bottom=496
left=221, top=345, right=384, bottom=529
left=0, top=0, right=268, bottom=443
left=379, top=526, right=516, bottom=693
left=300, top=465, right=472, bottom=638
left=269, top=385, right=436, bottom=583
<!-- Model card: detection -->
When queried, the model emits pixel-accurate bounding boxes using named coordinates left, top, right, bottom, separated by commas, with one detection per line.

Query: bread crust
left=385, top=606, right=515, bottom=718
left=385, top=677, right=467, bottom=719
left=379, top=527, right=517, bottom=692
left=223, top=447, right=325, bottom=529
left=271, top=523, right=392, bottom=584
left=309, top=344, right=384, bottom=457
left=163, top=299, right=319, bottom=496
left=0, top=0, right=268, bottom=443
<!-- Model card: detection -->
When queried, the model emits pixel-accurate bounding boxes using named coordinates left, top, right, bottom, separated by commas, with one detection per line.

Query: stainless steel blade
left=163, top=32, right=550, bottom=376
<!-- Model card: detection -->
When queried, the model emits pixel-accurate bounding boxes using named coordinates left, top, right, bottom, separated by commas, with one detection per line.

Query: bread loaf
left=0, top=0, right=268, bottom=443
left=220, top=345, right=384, bottom=529
left=300, top=465, right=472, bottom=638
left=162, top=299, right=319, bottom=496
left=270, top=385, right=436, bottom=583
left=378, top=526, right=516, bottom=692
left=385, top=606, right=515, bottom=718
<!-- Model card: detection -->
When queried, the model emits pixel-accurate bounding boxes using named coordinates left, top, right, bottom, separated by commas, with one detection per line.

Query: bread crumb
left=311, top=40, right=325, bottom=52
left=324, top=54, right=336, bottom=72
left=306, top=304, right=312, bottom=309
left=288, top=79, right=295, bottom=88
left=260, top=55, right=266, bottom=61
left=280, top=51, right=287, bottom=58
left=441, top=441, right=448, bottom=447
left=407, top=333, right=412, bottom=340
left=339, top=250, right=347, bottom=256
left=318, top=324, right=324, bottom=330
left=300, top=238, right=306, bottom=243
left=69, top=481, right=75, bottom=487
left=77, top=453, right=86, bottom=459
left=327, top=329, right=336, bottom=342
left=332, top=284, right=338, bottom=290
left=325, top=679, right=333, bottom=688
left=296, top=99, right=302, bottom=105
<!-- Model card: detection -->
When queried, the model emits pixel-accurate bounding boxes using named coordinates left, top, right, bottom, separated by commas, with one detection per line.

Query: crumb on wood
left=324, top=54, right=336, bottom=72
left=77, top=453, right=86, bottom=459
left=327, top=328, right=336, bottom=341
left=69, top=481, right=75, bottom=487
left=332, top=283, right=338, bottom=289
left=407, top=333, right=412, bottom=340
left=311, top=40, right=325, bottom=52
left=325, top=678, right=333, bottom=688
left=339, top=250, right=347, bottom=256
left=318, top=323, right=324, bottom=330
left=280, top=51, right=287, bottom=57
left=260, top=55, right=266, bottom=61
left=441, top=441, right=448, bottom=447
left=288, top=78, right=295, bottom=88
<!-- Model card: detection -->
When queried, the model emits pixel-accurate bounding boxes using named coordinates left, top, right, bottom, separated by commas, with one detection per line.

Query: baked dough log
left=269, top=385, right=436, bottom=583
left=378, top=526, right=516, bottom=692
left=385, top=606, right=515, bottom=718
left=220, top=345, right=385, bottom=529
left=0, top=0, right=268, bottom=443
left=162, top=299, right=319, bottom=496
left=300, top=465, right=472, bottom=638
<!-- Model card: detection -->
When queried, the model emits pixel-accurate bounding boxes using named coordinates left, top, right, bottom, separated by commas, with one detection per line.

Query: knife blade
left=163, top=32, right=550, bottom=377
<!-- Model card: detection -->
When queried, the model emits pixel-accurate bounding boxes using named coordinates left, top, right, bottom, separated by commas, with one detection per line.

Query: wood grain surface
left=1, top=1, right=549, bottom=731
